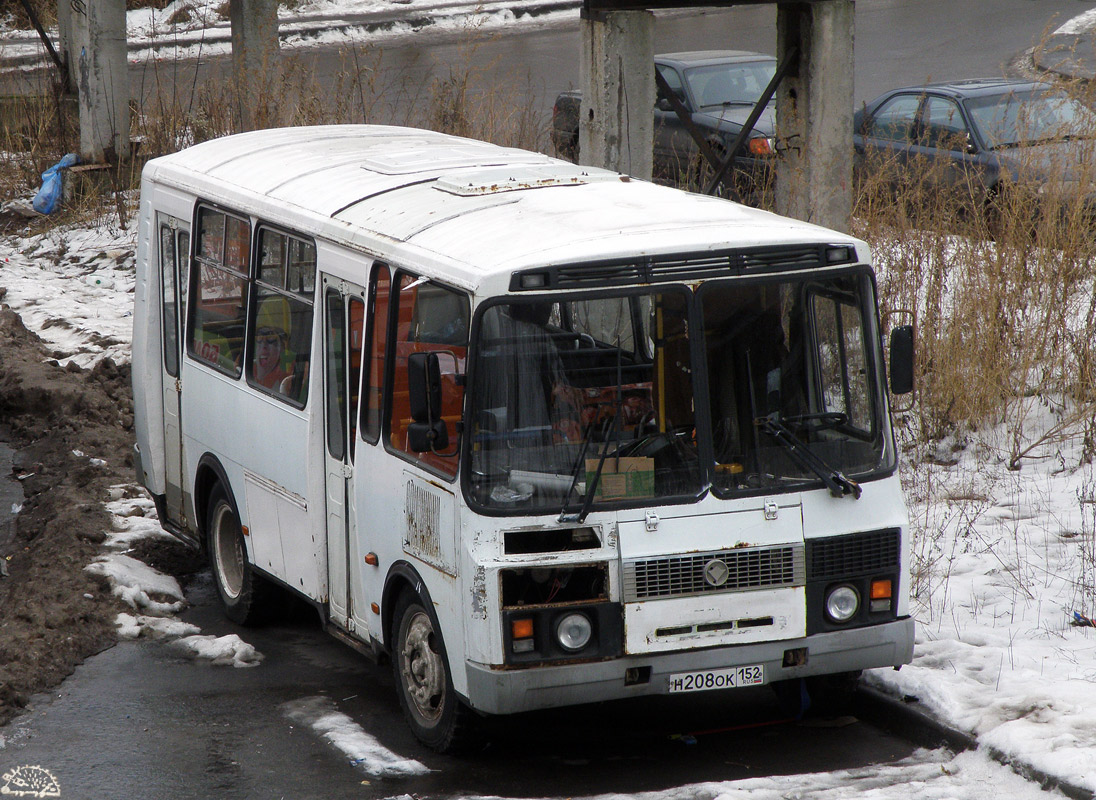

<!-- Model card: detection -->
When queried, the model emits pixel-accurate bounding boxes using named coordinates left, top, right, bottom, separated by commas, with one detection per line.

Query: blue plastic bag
left=32, top=153, right=80, bottom=214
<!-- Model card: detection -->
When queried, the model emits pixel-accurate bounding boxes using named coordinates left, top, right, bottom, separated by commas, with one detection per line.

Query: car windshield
left=685, top=60, right=776, bottom=109
left=465, top=272, right=893, bottom=515
left=966, top=89, right=1096, bottom=149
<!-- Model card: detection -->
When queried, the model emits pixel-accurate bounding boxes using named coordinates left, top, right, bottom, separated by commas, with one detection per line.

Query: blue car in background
left=853, top=78, right=1096, bottom=212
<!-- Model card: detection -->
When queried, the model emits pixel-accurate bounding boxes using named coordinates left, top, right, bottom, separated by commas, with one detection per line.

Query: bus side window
left=159, top=223, right=179, bottom=377
left=388, top=275, right=468, bottom=477
left=246, top=227, right=315, bottom=405
left=361, top=263, right=391, bottom=444
left=188, top=206, right=249, bottom=377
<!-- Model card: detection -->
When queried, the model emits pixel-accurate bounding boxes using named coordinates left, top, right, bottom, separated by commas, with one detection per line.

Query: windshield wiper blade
left=558, top=415, right=598, bottom=523
left=559, top=340, right=626, bottom=523
left=755, top=415, right=861, bottom=499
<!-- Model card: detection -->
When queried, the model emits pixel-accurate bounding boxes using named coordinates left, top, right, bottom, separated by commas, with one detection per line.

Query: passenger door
left=322, top=276, right=366, bottom=631
left=913, top=95, right=986, bottom=197
left=157, top=213, right=190, bottom=528
left=855, top=92, right=921, bottom=193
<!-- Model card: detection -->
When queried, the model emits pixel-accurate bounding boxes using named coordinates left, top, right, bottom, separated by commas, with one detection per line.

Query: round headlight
left=556, top=612, right=593, bottom=652
left=825, top=585, right=860, bottom=623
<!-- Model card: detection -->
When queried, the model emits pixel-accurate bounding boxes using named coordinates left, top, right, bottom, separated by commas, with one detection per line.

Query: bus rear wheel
left=392, top=591, right=479, bottom=753
left=207, top=483, right=269, bottom=625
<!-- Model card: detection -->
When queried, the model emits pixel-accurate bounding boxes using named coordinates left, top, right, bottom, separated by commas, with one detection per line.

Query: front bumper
left=464, top=616, right=913, bottom=715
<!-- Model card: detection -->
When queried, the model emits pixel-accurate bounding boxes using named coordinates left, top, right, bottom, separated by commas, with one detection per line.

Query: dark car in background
left=853, top=78, right=1096, bottom=213
left=551, top=51, right=777, bottom=201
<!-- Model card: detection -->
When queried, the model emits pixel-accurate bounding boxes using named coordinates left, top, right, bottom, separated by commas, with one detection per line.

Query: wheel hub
left=401, top=611, right=444, bottom=722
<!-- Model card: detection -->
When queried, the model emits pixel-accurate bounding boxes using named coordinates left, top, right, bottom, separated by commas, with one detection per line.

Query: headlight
left=556, top=612, right=593, bottom=651
left=825, top=585, right=860, bottom=623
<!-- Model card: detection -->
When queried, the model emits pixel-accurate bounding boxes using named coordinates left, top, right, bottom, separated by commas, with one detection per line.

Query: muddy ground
left=0, top=304, right=198, bottom=727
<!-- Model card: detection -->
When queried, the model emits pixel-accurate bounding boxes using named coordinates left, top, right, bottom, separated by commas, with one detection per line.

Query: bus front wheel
left=207, top=483, right=269, bottom=625
left=392, top=591, right=479, bottom=753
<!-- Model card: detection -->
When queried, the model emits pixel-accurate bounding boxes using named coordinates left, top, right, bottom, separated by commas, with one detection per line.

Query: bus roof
left=144, top=125, right=862, bottom=289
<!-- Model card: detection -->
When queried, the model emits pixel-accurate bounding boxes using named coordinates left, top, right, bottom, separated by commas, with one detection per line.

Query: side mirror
left=889, top=325, right=915, bottom=395
left=407, top=352, right=449, bottom=453
left=656, top=96, right=674, bottom=112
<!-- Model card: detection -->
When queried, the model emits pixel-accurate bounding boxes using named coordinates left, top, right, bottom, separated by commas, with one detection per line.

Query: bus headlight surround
left=825, top=585, right=860, bottom=623
left=556, top=612, right=593, bottom=652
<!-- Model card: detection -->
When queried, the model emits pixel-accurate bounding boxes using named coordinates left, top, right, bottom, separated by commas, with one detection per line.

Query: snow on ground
left=116, top=612, right=200, bottom=640
left=1055, top=9, right=1096, bottom=36
left=0, top=214, right=135, bottom=369
left=864, top=420, right=1096, bottom=794
left=85, top=552, right=186, bottom=616
left=170, top=633, right=264, bottom=667
left=452, top=749, right=1064, bottom=800
left=5, top=208, right=1096, bottom=791
left=282, top=696, right=431, bottom=777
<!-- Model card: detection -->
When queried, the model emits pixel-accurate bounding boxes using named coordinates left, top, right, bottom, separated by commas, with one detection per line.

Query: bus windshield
left=465, top=271, right=892, bottom=514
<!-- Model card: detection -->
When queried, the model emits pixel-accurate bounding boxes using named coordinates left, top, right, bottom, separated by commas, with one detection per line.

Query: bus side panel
left=181, top=362, right=326, bottom=602
left=132, top=189, right=164, bottom=497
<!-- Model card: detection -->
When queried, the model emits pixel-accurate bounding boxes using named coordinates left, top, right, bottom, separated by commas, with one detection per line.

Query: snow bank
left=171, top=634, right=264, bottom=667
left=85, top=553, right=186, bottom=616
left=281, top=696, right=429, bottom=777
left=116, top=612, right=200, bottom=640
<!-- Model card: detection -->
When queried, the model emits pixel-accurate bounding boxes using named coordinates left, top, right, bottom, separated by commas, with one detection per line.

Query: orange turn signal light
left=871, top=579, right=892, bottom=600
left=748, top=137, right=774, bottom=156
left=511, top=618, right=534, bottom=640
left=364, top=552, right=379, bottom=566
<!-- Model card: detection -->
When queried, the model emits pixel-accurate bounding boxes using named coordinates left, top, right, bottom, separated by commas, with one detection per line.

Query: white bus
left=132, top=125, right=915, bottom=752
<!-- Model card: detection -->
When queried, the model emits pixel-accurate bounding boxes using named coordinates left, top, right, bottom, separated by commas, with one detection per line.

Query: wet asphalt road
left=0, top=572, right=922, bottom=799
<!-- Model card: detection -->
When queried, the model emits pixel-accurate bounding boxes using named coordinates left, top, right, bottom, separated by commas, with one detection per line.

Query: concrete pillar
left=774, top=0, right=854, bottom=232
left=579, top=10, right=654, bottom=180
left=70, top=0, right=129, bottom=163
left=56, top=0, right=73, bottom=93
left=230, top=0, right=280, bottom=132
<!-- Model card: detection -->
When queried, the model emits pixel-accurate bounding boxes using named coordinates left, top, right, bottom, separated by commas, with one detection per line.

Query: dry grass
left=4, top=25, right=1096, bottom=469
left=850, top=80, right=1096, bottom=468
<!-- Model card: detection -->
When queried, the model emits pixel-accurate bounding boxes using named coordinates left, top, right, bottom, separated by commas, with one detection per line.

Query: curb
left=856, top=686, right=1094, bottom=800
left=1032, top=33, right=1096, bottom=82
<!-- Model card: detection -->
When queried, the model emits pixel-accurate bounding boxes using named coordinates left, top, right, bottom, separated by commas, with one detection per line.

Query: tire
left=804, top=670, right=862, bottom=718
left=771, top=671, right=861, bottom=719
left=391, top=591, right=480, bottom=753
left=206, top=483, right=270, bottom=625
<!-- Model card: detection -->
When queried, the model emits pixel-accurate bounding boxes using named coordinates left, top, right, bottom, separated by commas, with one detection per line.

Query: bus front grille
left=622, top=545, right=805, bottom=602
left=806, top=529, right=900, bottom=579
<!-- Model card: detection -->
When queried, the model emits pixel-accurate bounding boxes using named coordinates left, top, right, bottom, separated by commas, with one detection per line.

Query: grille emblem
left=703, top=559, right=730, bottom=587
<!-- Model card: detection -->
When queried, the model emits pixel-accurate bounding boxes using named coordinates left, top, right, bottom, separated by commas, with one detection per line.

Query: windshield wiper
left=755, top=414, right=861, bottom=499
left=559, top=341, right=626, bottom=524
left=558, top=414, right=598, bottom=523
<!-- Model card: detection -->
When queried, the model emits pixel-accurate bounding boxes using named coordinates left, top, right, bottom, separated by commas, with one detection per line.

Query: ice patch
left=115, top=612, right=200, bottom=640
left=281, top=696, right=429, bottom=777
left=171, top=634, right=263, bottom=667
left=85, top=553, right=185, bottom=616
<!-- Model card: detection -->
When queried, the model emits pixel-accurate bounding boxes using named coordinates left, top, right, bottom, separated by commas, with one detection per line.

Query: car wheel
left=392, top=591, right=480, bottom=753
left=207, top=483, right=270, bottom=625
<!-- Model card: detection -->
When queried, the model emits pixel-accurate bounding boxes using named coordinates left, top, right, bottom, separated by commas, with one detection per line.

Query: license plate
left=667, top=665, right=765, bottom=693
